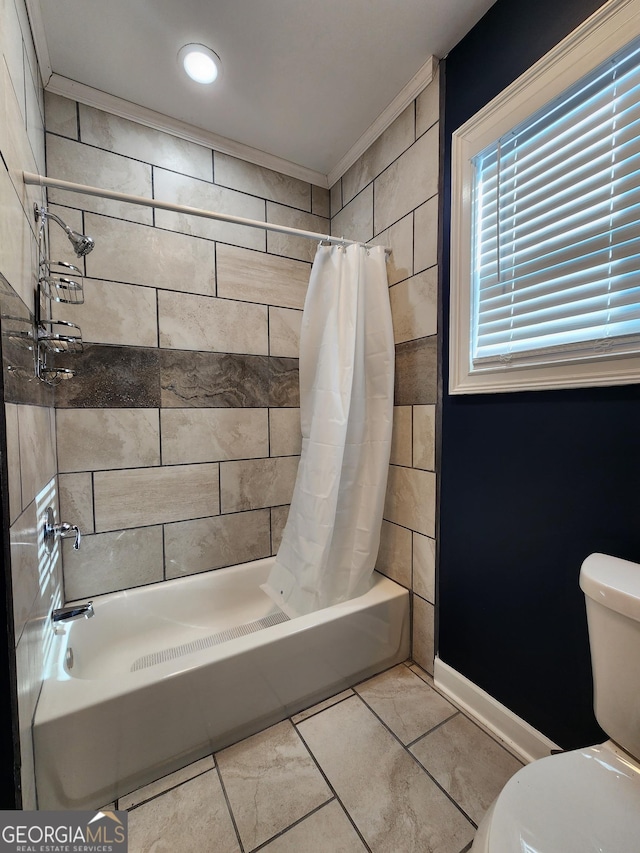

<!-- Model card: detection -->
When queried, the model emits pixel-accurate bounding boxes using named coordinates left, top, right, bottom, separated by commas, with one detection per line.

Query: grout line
left=214, top=755, right=246, bottom=853
left=121, top=763, right=214, bottom=812
left=250, top=798, right=337, bottom=853
left=405, top=711, right=459, bottom=749
left=290, top=691, right=355, bottom=726
left=293, top=723, right=373, bottom=853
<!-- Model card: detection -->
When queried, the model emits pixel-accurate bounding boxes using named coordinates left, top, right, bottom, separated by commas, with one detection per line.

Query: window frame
left=450, top=0, right=640, bottom=394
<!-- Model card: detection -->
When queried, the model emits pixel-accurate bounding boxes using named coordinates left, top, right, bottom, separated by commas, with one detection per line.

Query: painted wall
left=330, top=67, right=440, bottom=672
left=0, top=0, right=62, bottom=808
left=439, top=0, right=640, bottom=748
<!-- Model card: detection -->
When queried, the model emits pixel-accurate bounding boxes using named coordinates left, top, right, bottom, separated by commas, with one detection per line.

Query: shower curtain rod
left=23, top=172, right=391, bottom=254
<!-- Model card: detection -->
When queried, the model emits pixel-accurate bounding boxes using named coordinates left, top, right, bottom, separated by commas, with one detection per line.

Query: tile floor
left=118, top=661, right=523, bottom=853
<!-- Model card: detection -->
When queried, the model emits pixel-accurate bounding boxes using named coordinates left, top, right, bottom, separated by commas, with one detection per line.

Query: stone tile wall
left=331, top=68, right=440, bottom=673
left=0, top=0, right=60, bottom=808
left=44, top=94, right=328, bottom=601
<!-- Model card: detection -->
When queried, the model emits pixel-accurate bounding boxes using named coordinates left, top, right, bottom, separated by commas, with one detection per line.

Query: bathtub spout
left=52, top=601, right=94, bottom=623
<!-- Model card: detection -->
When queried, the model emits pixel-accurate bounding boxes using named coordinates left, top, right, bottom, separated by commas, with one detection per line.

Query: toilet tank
left=580, top=553, right=640, bottom=761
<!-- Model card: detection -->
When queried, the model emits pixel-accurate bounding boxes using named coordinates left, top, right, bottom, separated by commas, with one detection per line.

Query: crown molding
left=45, top=74, right=329, bottom=188
left=326, top=55, right=437, bottom=188
left=23, top=0, right=52, bottom=84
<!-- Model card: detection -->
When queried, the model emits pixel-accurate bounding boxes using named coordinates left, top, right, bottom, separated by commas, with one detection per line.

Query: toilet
left=472, top=552, right=640, bottom=852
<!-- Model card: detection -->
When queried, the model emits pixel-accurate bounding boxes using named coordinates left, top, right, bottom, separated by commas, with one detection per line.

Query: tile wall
left=331, top=67, right=440, bottom=673
left=0, top=0, right=61, bottom=808
left=44, top=95, right=329, bottom=601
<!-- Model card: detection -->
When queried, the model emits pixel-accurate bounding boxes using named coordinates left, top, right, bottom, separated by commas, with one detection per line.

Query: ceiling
left=33, top=0, right=496, bottom=182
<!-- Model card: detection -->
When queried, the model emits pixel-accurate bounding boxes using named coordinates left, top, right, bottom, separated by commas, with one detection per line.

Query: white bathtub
left=34, top=556, right=409, bottom=809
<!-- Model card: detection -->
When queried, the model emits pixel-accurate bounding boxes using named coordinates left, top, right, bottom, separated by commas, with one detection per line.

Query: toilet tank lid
left=580, top=553, right=640, bottom=621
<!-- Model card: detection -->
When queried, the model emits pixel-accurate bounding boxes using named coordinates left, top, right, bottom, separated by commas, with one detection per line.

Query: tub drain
left=130, top=610, right=289, bottom=672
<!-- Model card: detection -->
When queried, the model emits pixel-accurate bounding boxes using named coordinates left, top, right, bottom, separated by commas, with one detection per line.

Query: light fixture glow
left=179, top=44, right=220, bottom=85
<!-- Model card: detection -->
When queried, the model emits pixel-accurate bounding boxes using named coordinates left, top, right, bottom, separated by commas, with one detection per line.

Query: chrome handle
left=43, top=507, right=82, bottom=553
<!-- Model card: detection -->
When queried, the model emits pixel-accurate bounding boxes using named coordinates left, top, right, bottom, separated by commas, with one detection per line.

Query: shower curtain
left=264, top=242, right=394, bottom=617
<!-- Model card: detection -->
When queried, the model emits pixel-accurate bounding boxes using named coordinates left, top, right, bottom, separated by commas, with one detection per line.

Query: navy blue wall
left=439, top=0, right=640, bottom=748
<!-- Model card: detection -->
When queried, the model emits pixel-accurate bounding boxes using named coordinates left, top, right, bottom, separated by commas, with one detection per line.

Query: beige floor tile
left=355, top=665, right=457, bottom=744
left=260, top=800, right=367, bottom=852
left=119, top=755, right=214, bottom=810
left=410, top=714, right=523, bottom=825
left=291, top=689, right=354, bottom=724
left=298, top=696, right=474, bottom=853
left=127, top=770, right=239, bottom=853
left=216, top=720, right=332, bottom=851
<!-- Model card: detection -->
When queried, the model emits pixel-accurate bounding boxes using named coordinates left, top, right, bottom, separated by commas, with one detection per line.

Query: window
left=450, top=0, right=640, bottom=393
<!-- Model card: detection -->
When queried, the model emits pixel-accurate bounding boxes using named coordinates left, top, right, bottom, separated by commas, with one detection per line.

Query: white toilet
left=472, top=552, right=640, bottom=852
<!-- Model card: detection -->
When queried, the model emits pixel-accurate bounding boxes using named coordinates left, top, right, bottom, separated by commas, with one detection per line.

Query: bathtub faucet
left=52, top=601, right=94, bottom=623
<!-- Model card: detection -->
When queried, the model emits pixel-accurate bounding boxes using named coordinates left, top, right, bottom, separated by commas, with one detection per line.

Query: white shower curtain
left=264, top=242, right=394, bottom=617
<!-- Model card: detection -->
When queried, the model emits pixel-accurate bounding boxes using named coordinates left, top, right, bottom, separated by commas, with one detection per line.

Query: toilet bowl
left=472, top=553, right=640, bottom=852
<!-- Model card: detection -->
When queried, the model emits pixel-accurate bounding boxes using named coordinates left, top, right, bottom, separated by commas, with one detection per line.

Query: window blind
left=472, top=36, right=640, bottom=367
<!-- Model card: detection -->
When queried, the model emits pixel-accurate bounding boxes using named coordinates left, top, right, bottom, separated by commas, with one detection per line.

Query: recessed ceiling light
left=179, top=44, right=220, bottom=85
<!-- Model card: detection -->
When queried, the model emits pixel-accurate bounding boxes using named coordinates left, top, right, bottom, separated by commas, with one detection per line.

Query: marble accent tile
left=414, top=404, right=436, bottom=471
left=395, top=336, right=437, bottom=406
left=410, top=714, right=522, bottom=825
left=57, top=408, right=160, bottom=473
left=5, top=403, right=21, bottom=524
left=270, top=505, right=289, bottom=554
left=384, top=465, right=435, bottom=537
left=10, top=501, right=38, bottom=645
left=413, top=595, right=435, bottom=675
left=127, top=770, right=239, bottom=853
left=342, top=105, right=415, bottom=204
left=94, top=464, right=219, bottom=532
left=216, top=720, right=332, bottom=851
left=160, top=350, right=270, bottom=408
left=119, top=756, right=214, bottom=810
left=161, top=408, right=268, bottom=464
left=355, top=664, right=456, bottom=745
left=53, top=279, right=158, bottom=348
left=44, top=92, right=77, bottom=139
left=260, top=800, right=366, bottom=853
left=375, top=520, right=412, bottom=588
left=46, top=135, right=153, bottom=224
left=84, top=214, right=216, bottom=296
left=374, top=126, right=439, bottom=234
left=58, top=472, right=95, bottom=534
left=217, top=244, right=310, bottom=310
left=158, top=290, right=268, bottom=355
left=269, top=357, right=300, bottom=407
left=266, top=202, right=329, bottom=262
left=414, top=194, right=439, bottom=274
left=416, top=66, right=440, bottom=138
left=390, top=405, right=412, bottom=467
left=269, top=408, right=301, bottom=456
left=215, top=152, right=311, bottom=211
left=330, top=180, right=342, bottom=218
left=291, top=689, right=355, bottom=724
left=269, top=307, right=302, bottom=357
left=220, top=456, right=299, bottom=513
left=372, top=212, right=413, bottom=285
left=63, top=526, right=164, bottom=599
left=331, top=184, right=373, bottom=243
left=18, top=404, right=56, bottom=509
left=298, top=697, right=474, bottom=852
left=390, top=268, right=438, bottom=344
left=164, top=510, right=271, bottom=578
left=79, top=104, right=213, bottom=181
left=414, top=533, right=436, bottom=603
left=55, top=344, right=161, bottom=408
left=154, top=168, right=265, bottom=251
left=312, top=185, right=331, bottom=219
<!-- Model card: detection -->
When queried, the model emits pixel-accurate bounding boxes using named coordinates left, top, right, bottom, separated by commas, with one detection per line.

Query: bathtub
left=33, top=556, right=409, bottom=810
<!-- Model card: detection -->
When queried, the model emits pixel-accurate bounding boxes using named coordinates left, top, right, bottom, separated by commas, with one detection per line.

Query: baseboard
left=434, top=657, right=559, bottom=764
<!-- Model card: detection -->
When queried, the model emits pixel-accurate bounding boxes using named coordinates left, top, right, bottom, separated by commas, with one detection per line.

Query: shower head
left=35, top=205, right=95, bottom=257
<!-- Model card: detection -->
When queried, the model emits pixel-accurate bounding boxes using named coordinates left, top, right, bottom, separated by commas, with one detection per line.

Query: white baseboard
left=434, top=656, right=559, bottom=764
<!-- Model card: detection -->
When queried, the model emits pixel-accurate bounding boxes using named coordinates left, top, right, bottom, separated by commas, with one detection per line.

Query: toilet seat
left=472, top=741, right=640, bottom=852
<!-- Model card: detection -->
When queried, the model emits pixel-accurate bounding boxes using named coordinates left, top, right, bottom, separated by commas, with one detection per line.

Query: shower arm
left=24, top=172, right=391, bottom=255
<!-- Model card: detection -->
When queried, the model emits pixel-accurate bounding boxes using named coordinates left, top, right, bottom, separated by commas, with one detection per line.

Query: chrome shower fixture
left=34, top=204, right=95, bottom=257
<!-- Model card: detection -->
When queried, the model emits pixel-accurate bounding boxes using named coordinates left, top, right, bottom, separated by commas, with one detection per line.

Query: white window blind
left=472, top=36, right=640, bottom=368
